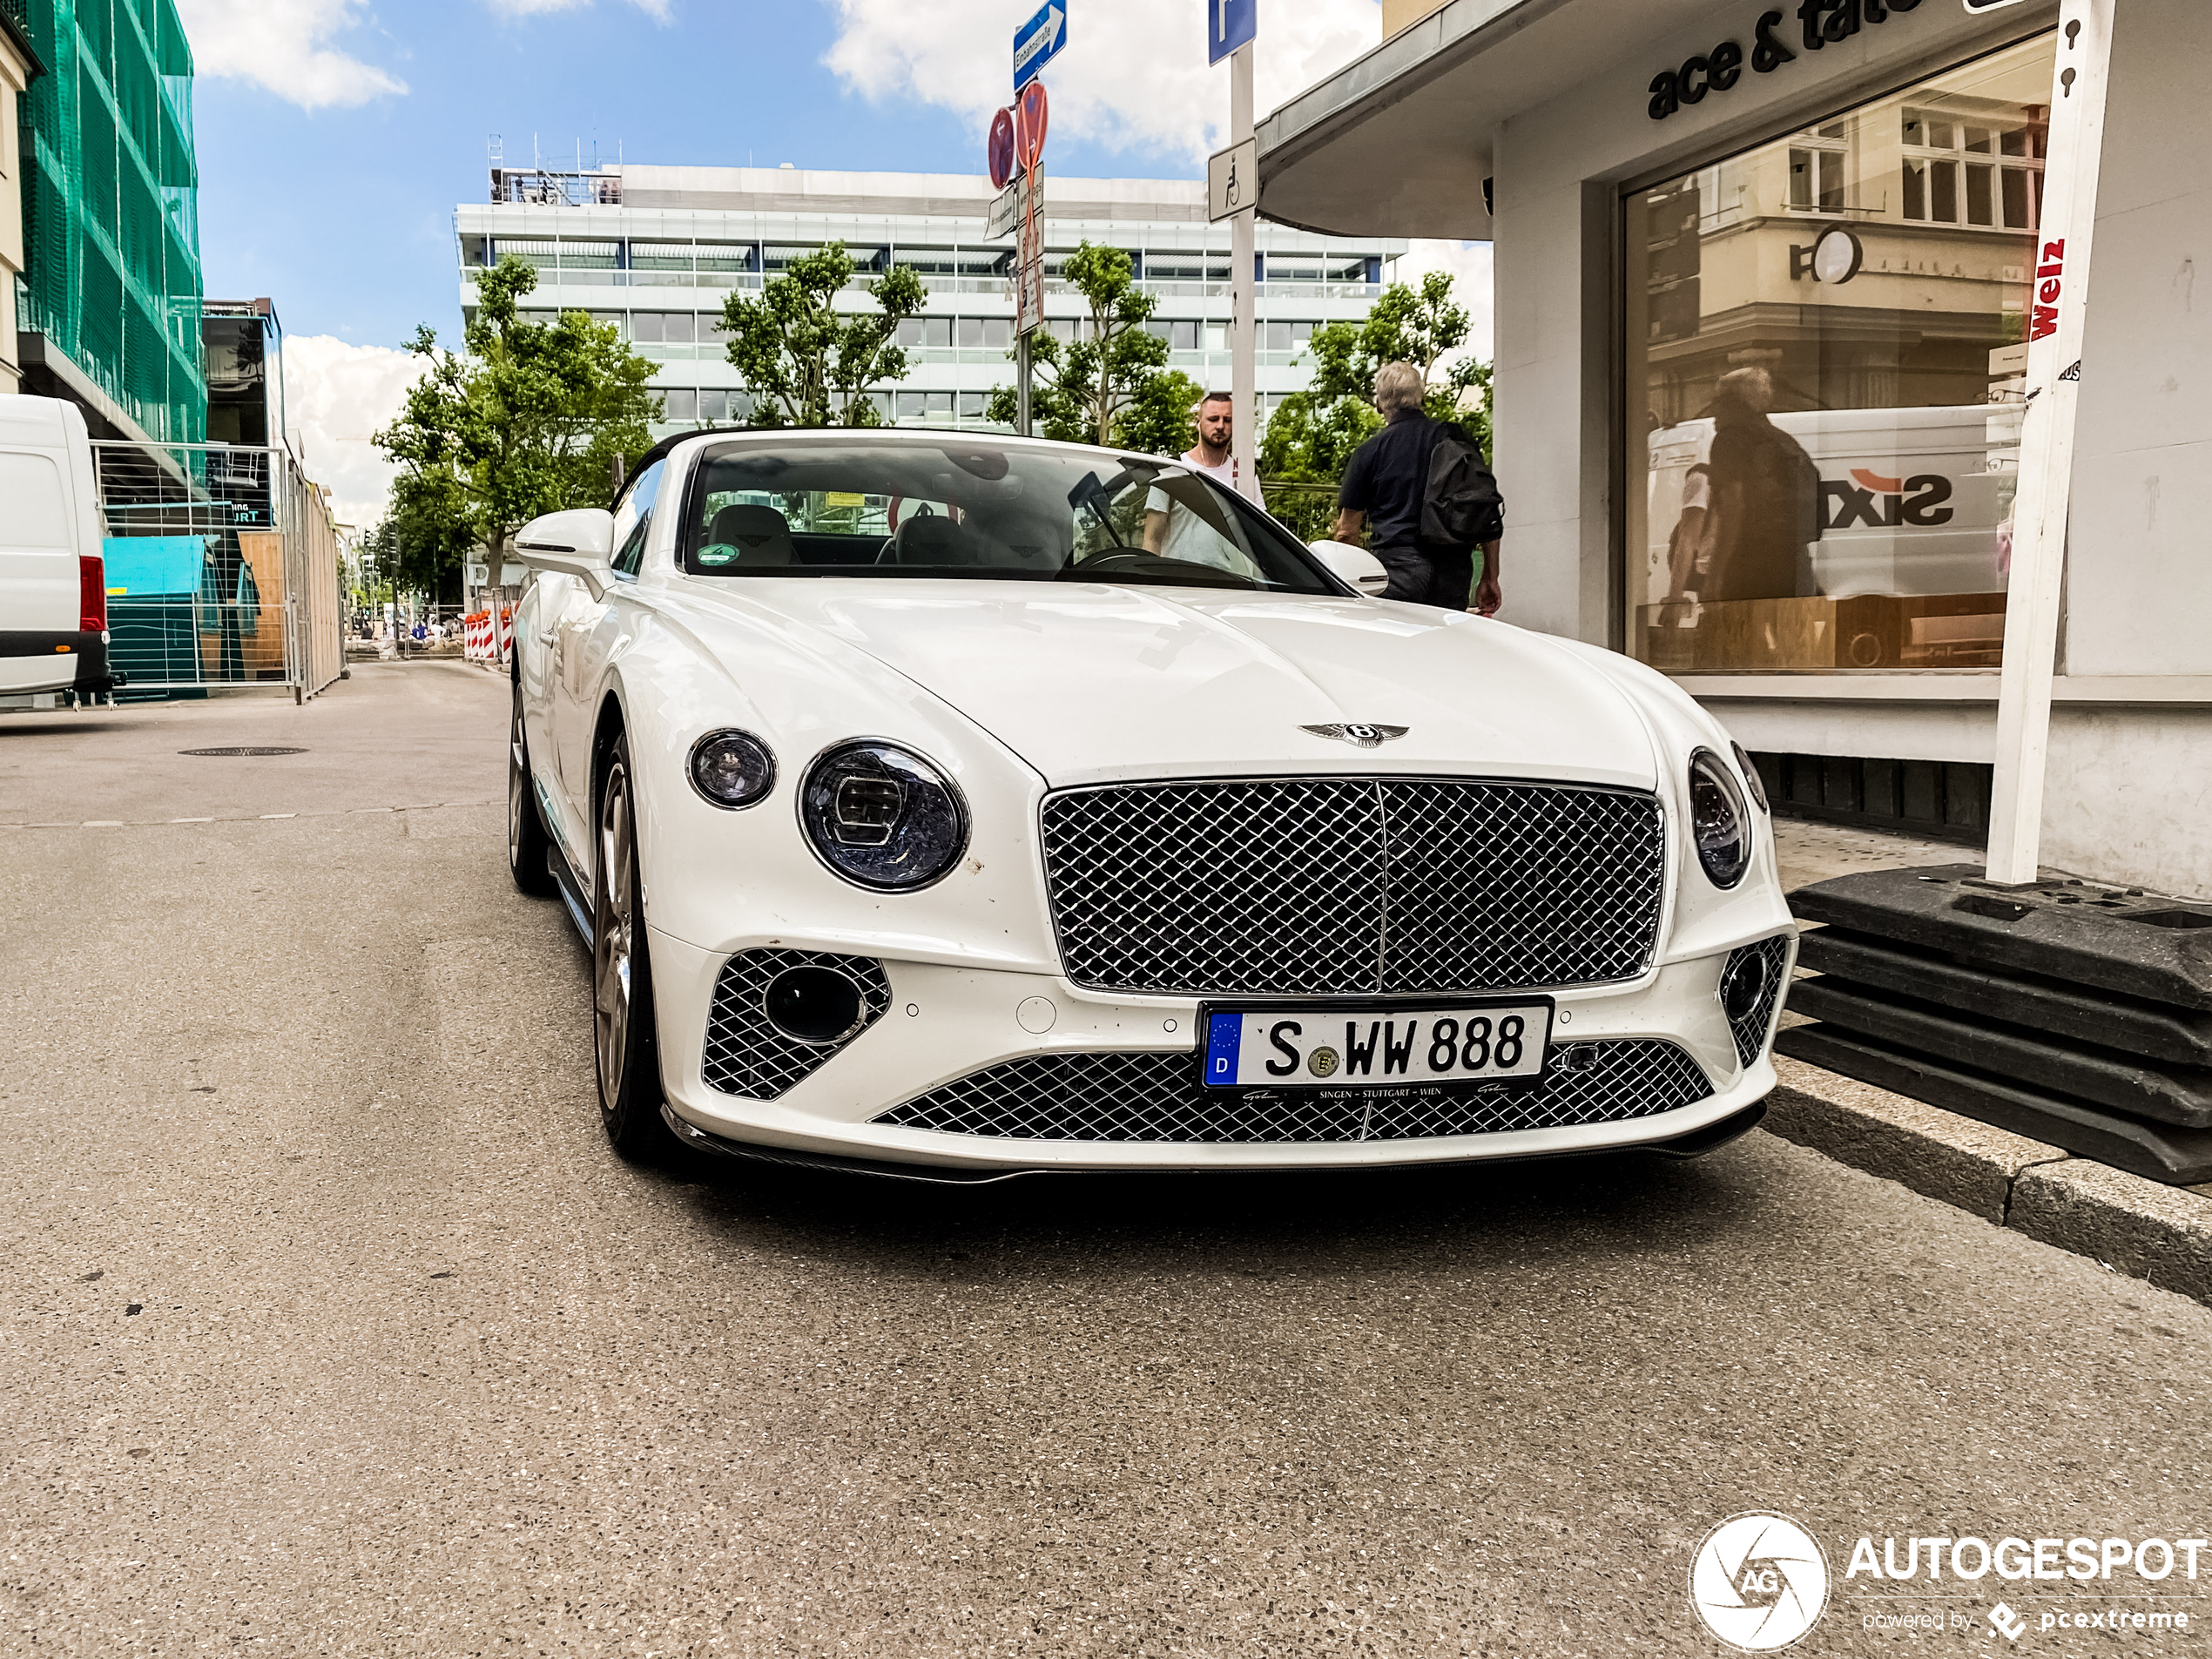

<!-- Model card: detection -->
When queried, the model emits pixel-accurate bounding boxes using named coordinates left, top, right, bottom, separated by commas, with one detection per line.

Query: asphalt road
left=3, top=663, right=2209, bottom=1657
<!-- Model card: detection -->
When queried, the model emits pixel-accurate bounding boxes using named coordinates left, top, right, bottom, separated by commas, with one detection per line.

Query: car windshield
left=677, top=439, right=1337, bottom=594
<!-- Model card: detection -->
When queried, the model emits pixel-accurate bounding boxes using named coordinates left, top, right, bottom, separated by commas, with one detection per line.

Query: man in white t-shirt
left=1142, top=393, right=1261, bottom=570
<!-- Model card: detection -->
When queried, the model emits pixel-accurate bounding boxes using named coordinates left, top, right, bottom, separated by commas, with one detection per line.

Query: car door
left=552, top=460, right=664, bottom=858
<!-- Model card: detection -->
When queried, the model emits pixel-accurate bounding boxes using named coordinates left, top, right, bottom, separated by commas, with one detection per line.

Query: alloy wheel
left=594, top=763, right=636, bottom=1106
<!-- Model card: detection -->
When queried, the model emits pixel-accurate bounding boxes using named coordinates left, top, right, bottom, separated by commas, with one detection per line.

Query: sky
left=174, top=0, right=1492, bottom=525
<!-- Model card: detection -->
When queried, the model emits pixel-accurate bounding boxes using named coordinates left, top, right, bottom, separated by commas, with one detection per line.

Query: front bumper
left=651, top=928, right=1795, bottom=1174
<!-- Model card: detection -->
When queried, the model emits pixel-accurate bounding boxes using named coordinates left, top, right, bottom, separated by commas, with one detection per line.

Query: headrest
left=704, top=504, right=795, bottom=567
left=893, top=511, right=979, bottom=565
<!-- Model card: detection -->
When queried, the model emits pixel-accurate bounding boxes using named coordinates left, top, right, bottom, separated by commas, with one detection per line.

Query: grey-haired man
left=1332, top=361, right=1504, bottom=614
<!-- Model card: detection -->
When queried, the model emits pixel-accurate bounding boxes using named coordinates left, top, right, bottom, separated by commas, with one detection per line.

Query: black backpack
left=1420, top=422, right=1506, bottom=549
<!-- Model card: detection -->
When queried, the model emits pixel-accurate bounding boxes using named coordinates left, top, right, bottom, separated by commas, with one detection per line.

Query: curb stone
left=1764, top=1055, right=2066, bottom=1224
left=2008, top=1160, right=2212, bottom=1307
left=1759, top=1055, right=2212, bottom=1308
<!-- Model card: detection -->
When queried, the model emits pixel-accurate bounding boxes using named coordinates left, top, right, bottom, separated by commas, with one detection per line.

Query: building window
left=896, top=317, right=954, bottom=349
left=1900, top=106, right=2044, bottom=229
left=1623, top=32, right=2053, bottom=677
left=663, top=388, right=698, bottom=421
left=631, top=313, right=698, bottom=345
left=698, top=389, right=728, bottom=422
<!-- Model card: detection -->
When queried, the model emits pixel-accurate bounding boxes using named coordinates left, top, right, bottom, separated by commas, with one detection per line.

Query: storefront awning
left=1257, top=0, right=1699, bottom=239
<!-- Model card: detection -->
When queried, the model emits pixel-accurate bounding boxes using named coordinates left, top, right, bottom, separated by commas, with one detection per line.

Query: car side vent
left=702, top=948, right=891, bottom=1099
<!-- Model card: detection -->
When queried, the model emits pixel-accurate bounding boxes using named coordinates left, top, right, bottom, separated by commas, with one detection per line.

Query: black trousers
left=1373, top=543, right=1474, bottom=610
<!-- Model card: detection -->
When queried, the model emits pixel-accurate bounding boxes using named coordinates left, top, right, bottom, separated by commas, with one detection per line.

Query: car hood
left=690, top=579, right=1661, bottom=791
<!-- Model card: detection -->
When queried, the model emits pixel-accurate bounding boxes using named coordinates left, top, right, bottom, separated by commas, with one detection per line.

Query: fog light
left=1719, top=951, right=1770, bottom=1024
left=763, top=966, right=866, bottom=1043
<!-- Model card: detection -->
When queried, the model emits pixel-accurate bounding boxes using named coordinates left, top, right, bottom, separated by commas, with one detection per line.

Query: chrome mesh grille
left=1039, top=778, right=1665, bottom=997
left=702, top=948, right=891, bottom=1100
left=1725, top=934, right=1796, bottom=1069
left=873, top=1039, right=1712, bottom=1144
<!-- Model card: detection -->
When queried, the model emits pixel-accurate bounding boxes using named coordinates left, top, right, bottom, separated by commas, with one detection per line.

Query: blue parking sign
left=1208, top=0, right=1255, bottom=64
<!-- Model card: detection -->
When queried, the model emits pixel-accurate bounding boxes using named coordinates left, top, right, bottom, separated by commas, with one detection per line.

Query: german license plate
left=1200, top=1001, right=1553, bottom=1090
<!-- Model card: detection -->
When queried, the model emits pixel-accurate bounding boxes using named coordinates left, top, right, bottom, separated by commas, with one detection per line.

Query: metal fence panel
left=91, top=441, right=344, bottom=701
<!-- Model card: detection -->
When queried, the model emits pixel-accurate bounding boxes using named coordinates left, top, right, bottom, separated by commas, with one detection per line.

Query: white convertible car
left=509, top=428, right=1796, bottom=1181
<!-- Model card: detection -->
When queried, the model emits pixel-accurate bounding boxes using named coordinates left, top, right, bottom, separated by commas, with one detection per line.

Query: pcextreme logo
left=1689, top=1512, right=1831, bottom=1651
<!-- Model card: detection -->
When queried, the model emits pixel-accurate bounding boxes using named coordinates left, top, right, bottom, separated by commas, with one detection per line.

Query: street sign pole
left=1229, top=41, right=1257, bottom=499
left=1984, top=0, right=2115, bottom=885
left=1016, top=333, right=1032, bottom=437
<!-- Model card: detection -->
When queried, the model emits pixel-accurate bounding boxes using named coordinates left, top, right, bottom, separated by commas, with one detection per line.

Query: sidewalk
left=1770, top=819, right=2212, bottom=1305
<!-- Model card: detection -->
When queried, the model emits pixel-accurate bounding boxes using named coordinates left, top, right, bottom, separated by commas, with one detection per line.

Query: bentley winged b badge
left=1300, top=723, right=1409, bottom=749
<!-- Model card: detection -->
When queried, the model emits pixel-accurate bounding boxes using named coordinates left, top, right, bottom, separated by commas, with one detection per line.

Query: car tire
left=509, top=681, right=557, bottom=898
left=593, top=732, right=672, bottom=1159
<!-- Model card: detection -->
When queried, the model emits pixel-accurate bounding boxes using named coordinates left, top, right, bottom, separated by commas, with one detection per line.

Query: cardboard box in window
left=1639, top=592, right=2006, bottom=672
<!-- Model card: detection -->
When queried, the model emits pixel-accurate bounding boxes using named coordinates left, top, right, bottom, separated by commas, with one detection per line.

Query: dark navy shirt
left=1338, top=410, right=1485, bottom=551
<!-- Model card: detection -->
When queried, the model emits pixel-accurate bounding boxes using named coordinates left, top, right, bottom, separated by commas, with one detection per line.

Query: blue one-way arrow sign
left=1014, top=2, right=1067, bottom=91
left=1208, top=0, right=1254, bottom=65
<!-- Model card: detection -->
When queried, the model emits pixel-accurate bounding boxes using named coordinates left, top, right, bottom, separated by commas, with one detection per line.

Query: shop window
left=1623, top=33, right=2054, bottom=678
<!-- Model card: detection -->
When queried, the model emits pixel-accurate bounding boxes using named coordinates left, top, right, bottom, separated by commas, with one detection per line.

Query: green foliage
left=719, top=244, right=927, bottom=428
left=985, top=244, right=1178, bottom=447
left=369, top=469, right=478, bottom=603
left=1258, top=268, right=1494, bottom=540
left=1113, top=368, right=1206, bottom=457
left=374, top=255, right=662, bottom=564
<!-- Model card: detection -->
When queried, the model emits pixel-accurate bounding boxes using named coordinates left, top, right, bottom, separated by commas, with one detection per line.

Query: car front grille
left=702, top=948, right=891, bottom=1099
left=1038, top=777, right=1667, bottom=996
left=872, top=1038, right=1713, bottom=1144
left=1724, top=934, right=1796, bottom=1069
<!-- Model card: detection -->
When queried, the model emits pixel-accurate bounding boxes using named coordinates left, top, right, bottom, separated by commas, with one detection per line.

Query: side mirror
left=1307, top=538, right=1389, bottom=597
left=515, top=509, right=617, bottom=600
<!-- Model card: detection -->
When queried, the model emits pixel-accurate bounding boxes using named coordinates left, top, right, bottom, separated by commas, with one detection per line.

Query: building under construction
left=12, top=0, right=205, bottom=448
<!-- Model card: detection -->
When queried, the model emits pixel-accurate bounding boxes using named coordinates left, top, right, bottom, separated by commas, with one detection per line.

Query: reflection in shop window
left=1623, top=34, right=2054, bottom=676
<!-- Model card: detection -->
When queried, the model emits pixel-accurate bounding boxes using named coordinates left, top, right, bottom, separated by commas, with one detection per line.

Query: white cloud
left=281, top=335, right=426, bottom=529
left=823, top=0, right=1380, bottom=167
left=175, top=0, right=408, bottom=109
left=1392, top=239, right=1495, bottom=363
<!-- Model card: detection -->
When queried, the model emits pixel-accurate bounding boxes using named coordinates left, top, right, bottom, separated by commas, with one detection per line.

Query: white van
left=1, top=395, right=114, bottom=708
left=1644, top=403, right=2008, bottom=604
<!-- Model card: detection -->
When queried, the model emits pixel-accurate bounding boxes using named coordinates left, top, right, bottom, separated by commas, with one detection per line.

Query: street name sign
left=1207, top=137, right=1258, bottom=221
left=1014, top=2, right=1067, bottom=90
left=986, top=173, right=1028, bottom=239
left=1208, top=0, right=1255, bottom=65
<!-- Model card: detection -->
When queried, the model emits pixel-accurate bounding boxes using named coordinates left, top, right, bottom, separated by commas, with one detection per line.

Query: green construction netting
left=16, top=0, right=205, bottom=446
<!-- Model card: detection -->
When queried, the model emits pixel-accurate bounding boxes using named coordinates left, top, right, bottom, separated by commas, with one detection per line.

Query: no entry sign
left=1016, top=79, right=1049, bottom=172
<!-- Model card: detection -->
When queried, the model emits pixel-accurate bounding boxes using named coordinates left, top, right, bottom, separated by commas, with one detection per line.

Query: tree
left=378, top=468, right=477, bottom=604
left=1258, top=269, right=1494, bottom=538
left=719, top=243, right=927, bottom=428
left=986, top=243, right=1183, bottom=448
left=374, top=255, right=661, bottom=571
left=1112, top=368, right=1207, bottom=457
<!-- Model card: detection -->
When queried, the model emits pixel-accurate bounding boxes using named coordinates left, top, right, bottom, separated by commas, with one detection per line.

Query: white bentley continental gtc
left=508, top=428, right=1796, bottom=1181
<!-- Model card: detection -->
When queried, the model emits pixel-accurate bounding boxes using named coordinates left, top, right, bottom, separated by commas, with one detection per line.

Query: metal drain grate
left=179, top=747, right=308, bottom=757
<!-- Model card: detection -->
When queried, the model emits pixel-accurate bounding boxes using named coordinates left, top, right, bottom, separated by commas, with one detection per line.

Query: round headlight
left=799, top=740, right=968, bottom=891
left=1730, top=740, right=1770, bottom=813
left=1688, top=748, right=1750, bottom=889
left=689, top=730, right=777, bottom=809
